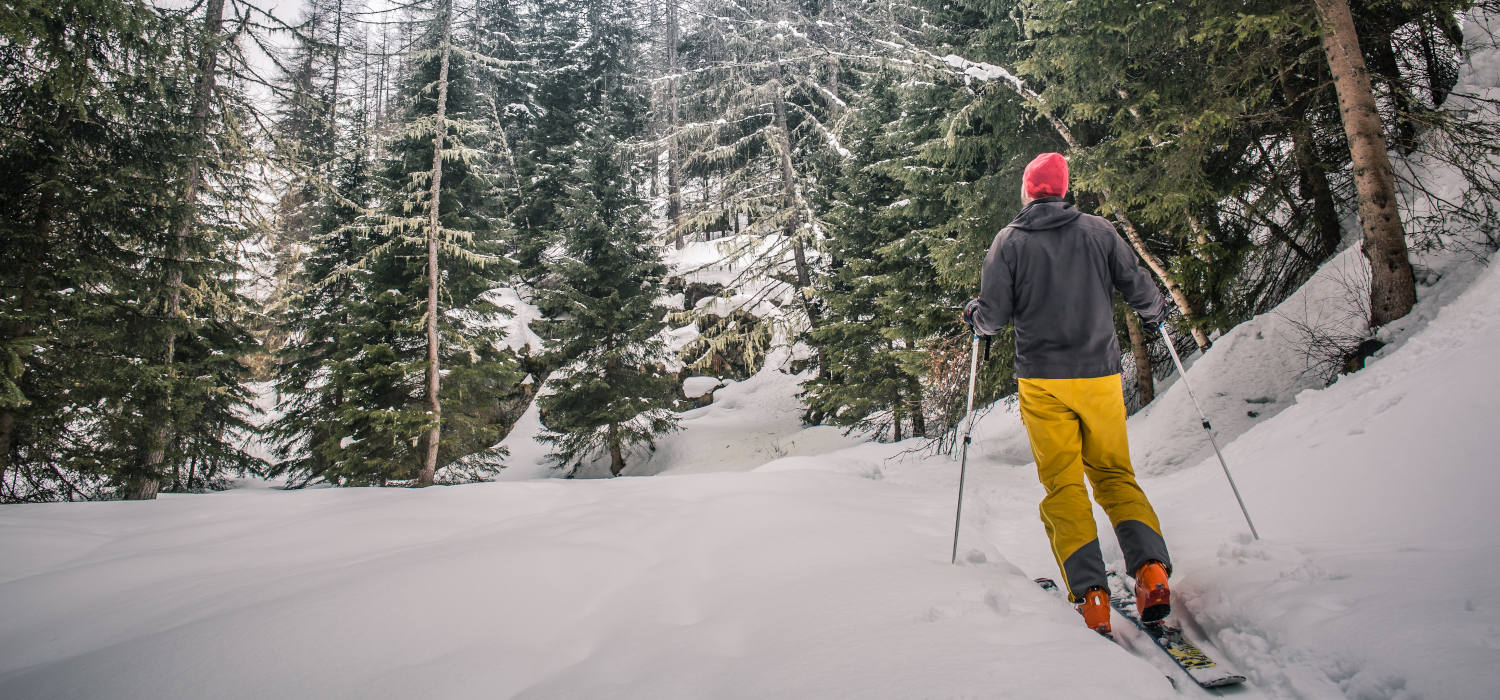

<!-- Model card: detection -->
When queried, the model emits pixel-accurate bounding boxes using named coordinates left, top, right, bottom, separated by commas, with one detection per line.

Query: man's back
left=970, top=197, right=1164, bottom=379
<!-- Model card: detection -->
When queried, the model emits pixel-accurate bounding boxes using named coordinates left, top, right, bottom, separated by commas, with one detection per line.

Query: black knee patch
left=1062, top=539, right=1107, bottom=601
left=1115, top=520, right=1171, bottom=575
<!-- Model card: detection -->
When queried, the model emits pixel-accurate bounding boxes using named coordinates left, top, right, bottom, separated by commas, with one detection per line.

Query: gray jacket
left=970, top=198, right=1167, bottom=379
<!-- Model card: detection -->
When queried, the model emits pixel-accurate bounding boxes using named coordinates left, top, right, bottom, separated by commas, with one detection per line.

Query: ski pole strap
left=982, top=335, right=992, bottom=361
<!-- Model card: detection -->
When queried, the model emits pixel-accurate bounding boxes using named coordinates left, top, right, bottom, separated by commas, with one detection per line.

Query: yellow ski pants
left=1018, top=375, right=1170, bottom=602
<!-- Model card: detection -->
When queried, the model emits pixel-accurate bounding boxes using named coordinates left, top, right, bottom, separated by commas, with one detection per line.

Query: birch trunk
left=134, top=0, right=225, bottom=501
left=1112, top=211, right=1213, bottom=350
left=1313, top=0, right=1417, bottom=327
left=419, top=0, right=453, bottom=487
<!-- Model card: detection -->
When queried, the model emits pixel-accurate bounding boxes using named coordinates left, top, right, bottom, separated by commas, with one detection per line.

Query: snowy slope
left=12, top=254, right=1500, bottom=698
left=937, top=251, right=1500, bottom=699
left=4, top=235, right=1499, bottom=700
left=0, top=466, right=1174, bottom=699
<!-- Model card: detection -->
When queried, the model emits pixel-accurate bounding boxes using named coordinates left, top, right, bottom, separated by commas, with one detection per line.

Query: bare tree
left=418, top=0, right=455, bottom=486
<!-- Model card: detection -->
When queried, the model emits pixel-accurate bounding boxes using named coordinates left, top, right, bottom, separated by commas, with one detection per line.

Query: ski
left=1034, top=575, right=1246, bottom=690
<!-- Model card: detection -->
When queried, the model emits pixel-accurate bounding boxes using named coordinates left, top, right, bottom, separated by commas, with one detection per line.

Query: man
left=963, top=152, right=1174, bottom=635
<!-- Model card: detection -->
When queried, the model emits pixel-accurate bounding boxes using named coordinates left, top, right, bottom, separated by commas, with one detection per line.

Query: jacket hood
left=1009, top=198, right=1082, bottom=232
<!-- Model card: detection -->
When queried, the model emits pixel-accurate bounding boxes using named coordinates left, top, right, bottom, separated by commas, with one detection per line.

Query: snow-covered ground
left=4, top=244, right=1500, bottom=698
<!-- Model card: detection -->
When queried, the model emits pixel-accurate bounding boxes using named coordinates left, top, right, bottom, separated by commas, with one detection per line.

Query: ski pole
left=1160, top=322, right=1261, bottom=540
left=951, top=333, right=981, bottom=564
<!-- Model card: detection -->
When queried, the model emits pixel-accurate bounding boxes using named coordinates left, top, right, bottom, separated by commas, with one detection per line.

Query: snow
left=482, top=287, right=545, bottom=354
left=941, top=54, right=1026, bottom=93
left=0, top=468, right=1171, bottom=700
left=1127, top=247, right=1370, bottom=477
left=7, top=250, right=1500, bottom=699
left=490, top=387, right=554, bottom=481
left=634, top=350, right=866, bottom=477
left=681, top=376, right=721, bottom=398
left=660, top=321, right=700, bottom=363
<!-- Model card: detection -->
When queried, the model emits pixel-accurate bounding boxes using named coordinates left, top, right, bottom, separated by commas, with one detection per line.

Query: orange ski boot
left=1077, top=586, right=1111, bottom=636
left=1134, top=560, right=1170, bottom=623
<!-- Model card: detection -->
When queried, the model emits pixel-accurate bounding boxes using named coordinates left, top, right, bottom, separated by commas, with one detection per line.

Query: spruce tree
left=267, top=0, right=376, bottom=486
left=1, top=0, right=263, bottom=500
left=533, top=0, right=679, bottom=477
left=272, top=0, right=524, bottom=487
left=803, top=78, right=946, bottom=441
left=536, top=137, right=681, bottom=477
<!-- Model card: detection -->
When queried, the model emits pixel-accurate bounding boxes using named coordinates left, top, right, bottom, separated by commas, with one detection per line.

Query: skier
left=963, top=152, right=1174, bottom=636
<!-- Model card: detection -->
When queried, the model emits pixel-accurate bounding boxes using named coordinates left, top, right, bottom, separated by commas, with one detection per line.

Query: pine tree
left=1, top=0, right=179, bottom=499
left=803, top=77, right=946, bottom=440
left=272, top=0, right=524, bottom=487
left=125, top=0, right=265, bottom=498
left=532, top=0, right=679, bottom=477
left=267, top=0, right=377, bottom=486
left=1, top=0, right=263, bottom=500
left=536, top=137, right=681, bottom=476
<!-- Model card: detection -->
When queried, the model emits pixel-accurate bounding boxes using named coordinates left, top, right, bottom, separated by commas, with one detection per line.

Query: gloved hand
left=962, top=298, right=982, bottom=335
left=1146, top=298, right=1178, bottom=328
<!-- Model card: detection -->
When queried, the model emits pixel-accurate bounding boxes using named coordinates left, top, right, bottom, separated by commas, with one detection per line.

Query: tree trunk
left=1278, top=64, right=1344, bottom=261
left=0, top=266, right=38, bottom=499
left=0, top=405, right=15, bottom=498
left=0, top=410, right=13, bottom=498
left=666, top=0, right=684, bottom=249
left=1313, top=0, right=1417, bottom=327
left=1187, top=213, right=1212, bottom=264
left=909, top=383, right=926, bottom=438
left=771, top=82, right=819, bottom=326
left=329, top=0, right=344, bottom=132
left=135, top=0, right=225, bottom=501
left=1111, top=211, right=1213, bottom=350
left=1124, top=308, right=1154, bottom=407
left=375, top=26, right=389, bottom=130
left=609, top=422, right=625, bottom=476
left=891, top=385, right=903, bottom=442
left=419, top=0, right=453, bottom=487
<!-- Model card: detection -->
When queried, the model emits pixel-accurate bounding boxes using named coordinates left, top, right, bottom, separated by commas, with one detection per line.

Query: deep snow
left=5, top=244, right=1500, bottom=698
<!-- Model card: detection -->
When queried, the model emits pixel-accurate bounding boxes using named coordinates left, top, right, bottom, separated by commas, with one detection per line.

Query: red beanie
left=1022, top=152, right=1069, bottom=200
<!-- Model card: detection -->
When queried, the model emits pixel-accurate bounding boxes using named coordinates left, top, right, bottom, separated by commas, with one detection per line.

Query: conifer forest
left=3, top=0, right=1499, bottom=502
